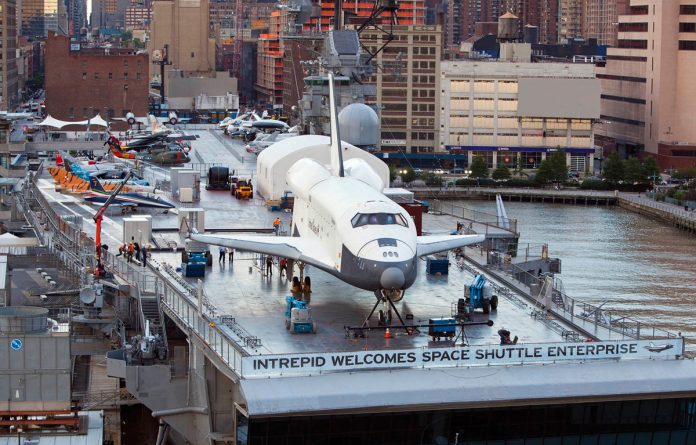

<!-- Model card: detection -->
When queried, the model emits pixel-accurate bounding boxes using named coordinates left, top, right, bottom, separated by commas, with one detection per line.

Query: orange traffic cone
left=384, top=328, right=391, bottom=339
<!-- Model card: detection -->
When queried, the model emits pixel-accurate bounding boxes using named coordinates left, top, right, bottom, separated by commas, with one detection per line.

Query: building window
left=617, top=39, right=648, bottom=49
left=82, top=108, right=88, bottom=118
left=108, top=72, right=113, bottom=80
left=681, top=5, right=696, bottom=15
left=521, top=152, right=542, bottom=169
left=124, top=84, right=128, bottom=90
left=191, top=52, right=195, bottom=58
left=499, top=153, right=517, bottom=168
left=124, top=72, right=128, bottom=80
left=619, top=22, right=648, bottom=32
left=630, top=5, right=648, bottom=14
left=68, top=107, right=75, bottom=118
left=82, top=72, right=86, bottom=80
left=472, top=151, right=494, bottom=168
left=680, top=23, right=696, bottom=32
left=136, top=72, right=141, bottom=80
left=94, top=72, right=99, bottom=80
left=107, top=109, right=115, bottom=118
left=679, top=40, right=696, bottom=50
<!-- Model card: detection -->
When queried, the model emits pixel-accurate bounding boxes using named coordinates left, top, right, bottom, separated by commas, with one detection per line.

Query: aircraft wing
left=416, top=234, right=485, bottom=257
left=191, top=233, right=336, bottom=273
left=113, top=117, right=150, bottom=125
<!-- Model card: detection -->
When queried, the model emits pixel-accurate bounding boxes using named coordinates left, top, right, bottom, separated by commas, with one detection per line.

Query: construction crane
left=93, top=170, right=135, bottom=277
left=232, top=0, right=244, bottom=100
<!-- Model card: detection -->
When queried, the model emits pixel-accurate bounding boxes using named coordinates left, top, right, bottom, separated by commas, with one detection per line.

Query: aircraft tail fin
left=88, top=177, right=107, bottom=194
left=328, top=72, right=345, bottom=177
left=62, top=156, right=73, bottom=173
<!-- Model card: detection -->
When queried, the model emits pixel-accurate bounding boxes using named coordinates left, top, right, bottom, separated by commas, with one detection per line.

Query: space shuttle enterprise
left=192, top=73, right=484, bottom=301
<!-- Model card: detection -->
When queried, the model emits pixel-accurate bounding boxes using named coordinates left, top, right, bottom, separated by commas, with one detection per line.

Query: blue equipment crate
left=426, top=256, right=449, bottom=275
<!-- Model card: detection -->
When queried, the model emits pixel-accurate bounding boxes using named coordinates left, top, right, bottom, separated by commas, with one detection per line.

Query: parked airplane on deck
left=114, top=111, right=189, bottom=128
left=84, top=177, right=175, bottom=209
left=105, top=133, right=192, bottom=165
left=0, top=111, right=33, bottom=120
left=192, top=73, right=484, bottom=303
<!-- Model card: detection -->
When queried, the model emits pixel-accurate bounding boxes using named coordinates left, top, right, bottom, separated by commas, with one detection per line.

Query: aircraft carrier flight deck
left=17, top=127, right=696, bottom=445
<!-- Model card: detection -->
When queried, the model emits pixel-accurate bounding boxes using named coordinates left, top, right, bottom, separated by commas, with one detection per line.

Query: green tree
left=535, top=151, right=568, bottom=184
left=401, top=167, right=416, bottom=183
left=492, top=165, right=511, bottom=180
left=421, top=172, right=442, bottom=186
left=623, top=157, right=644, bottom=183
left=121, top=30, right=133, bottom=42
left=642, top=156, right=659, bottom=182
left=470, top=156, right=489, bottom=179
left=602, top=152, right=624, bottom=183
left=133, top=38, right=145, bottom=49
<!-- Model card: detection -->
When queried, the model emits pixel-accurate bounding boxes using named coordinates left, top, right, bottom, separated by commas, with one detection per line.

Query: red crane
left=93, top=170, right=135, bottom=277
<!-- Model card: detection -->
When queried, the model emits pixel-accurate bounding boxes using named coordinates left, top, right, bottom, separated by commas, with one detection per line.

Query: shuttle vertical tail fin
left=328, top=72, right=345, bottom=177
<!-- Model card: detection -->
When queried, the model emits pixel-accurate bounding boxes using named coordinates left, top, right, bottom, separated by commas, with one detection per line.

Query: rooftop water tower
left=497, top=11, right=520, bottom=42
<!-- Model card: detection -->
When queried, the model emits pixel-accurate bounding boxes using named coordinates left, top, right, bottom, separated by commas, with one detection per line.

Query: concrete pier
left=618, top=194, right=696, bottom=233
left=409, top=187, right=617, bottom=205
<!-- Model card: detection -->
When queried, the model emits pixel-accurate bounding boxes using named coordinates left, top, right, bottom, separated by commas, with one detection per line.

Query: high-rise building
left=457, top=0, right=558, bottom=45
left=147, top=0, right=216, bottom=78
left=66, top=0, right=86, bottom=35
left=255, top=10, right=282, bottom=106
left=1, top=0, right=19, bottom=110
left=362, top=25, right=441, bottom=154
left=444, top=0, right=463, bottom=55
left=303, top=0, right=425, bottom=32
left=44, top=33, right=148, bottom=126
left=21, top=0, right=60, bottom=37
left=582, top=0, right=630, bottom=47
left=125, top=5, right=151, bottom=29
left=559, top=0, right=583, bottom=41
left=597, top=0, right=696, bottom=169
left=440, top=49, right=599, bottom=173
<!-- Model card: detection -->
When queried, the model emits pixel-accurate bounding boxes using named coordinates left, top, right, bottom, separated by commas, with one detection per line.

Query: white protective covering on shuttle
left=256, top=135, right=390, bottom=201
left=239, top=359, right=696, bottom=416
left=343, top=158, right=385, bottom=191
left=286, top=158, right=332, bottom=202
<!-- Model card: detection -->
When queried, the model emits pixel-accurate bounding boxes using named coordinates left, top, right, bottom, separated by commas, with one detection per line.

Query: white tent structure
left=256, top=135, right=390, bottom=201
left=0, top=232, right=38, bottom=247
left=36, top=114, right=110, bottom=129
left=0, top=232, right=38, bottom=255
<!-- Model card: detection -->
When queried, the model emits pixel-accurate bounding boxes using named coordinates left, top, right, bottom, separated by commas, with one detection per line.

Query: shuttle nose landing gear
left=361, top=289, right=412, bottom=334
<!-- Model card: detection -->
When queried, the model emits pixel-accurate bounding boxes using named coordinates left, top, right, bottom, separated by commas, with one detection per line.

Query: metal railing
left=431, top=199, right=518, bottom=234
left=101, top=252, right=248, bottom=377
left=504, top=261, right=678, bottom=341
left=630, top=193, right=696, bottom=222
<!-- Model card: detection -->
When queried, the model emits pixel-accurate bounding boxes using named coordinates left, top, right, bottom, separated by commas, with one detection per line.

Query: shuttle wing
left=191, top=233, right=336, bottom=273
left=416, top=234, right=485, bottom=257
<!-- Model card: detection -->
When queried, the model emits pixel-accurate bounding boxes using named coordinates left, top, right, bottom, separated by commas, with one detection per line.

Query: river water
left=452, top=200, right=696, bottom=349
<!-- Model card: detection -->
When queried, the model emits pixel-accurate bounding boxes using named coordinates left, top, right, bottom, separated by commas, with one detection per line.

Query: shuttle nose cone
left=380, top=267, right=405, bottom=289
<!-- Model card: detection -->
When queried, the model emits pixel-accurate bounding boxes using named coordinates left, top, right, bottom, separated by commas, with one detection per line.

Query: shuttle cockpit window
left=351, top=213, right=409, bottom=228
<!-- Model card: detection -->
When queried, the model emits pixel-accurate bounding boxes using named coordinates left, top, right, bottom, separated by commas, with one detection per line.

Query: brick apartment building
left=45, top=33, right=148, bottom=130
